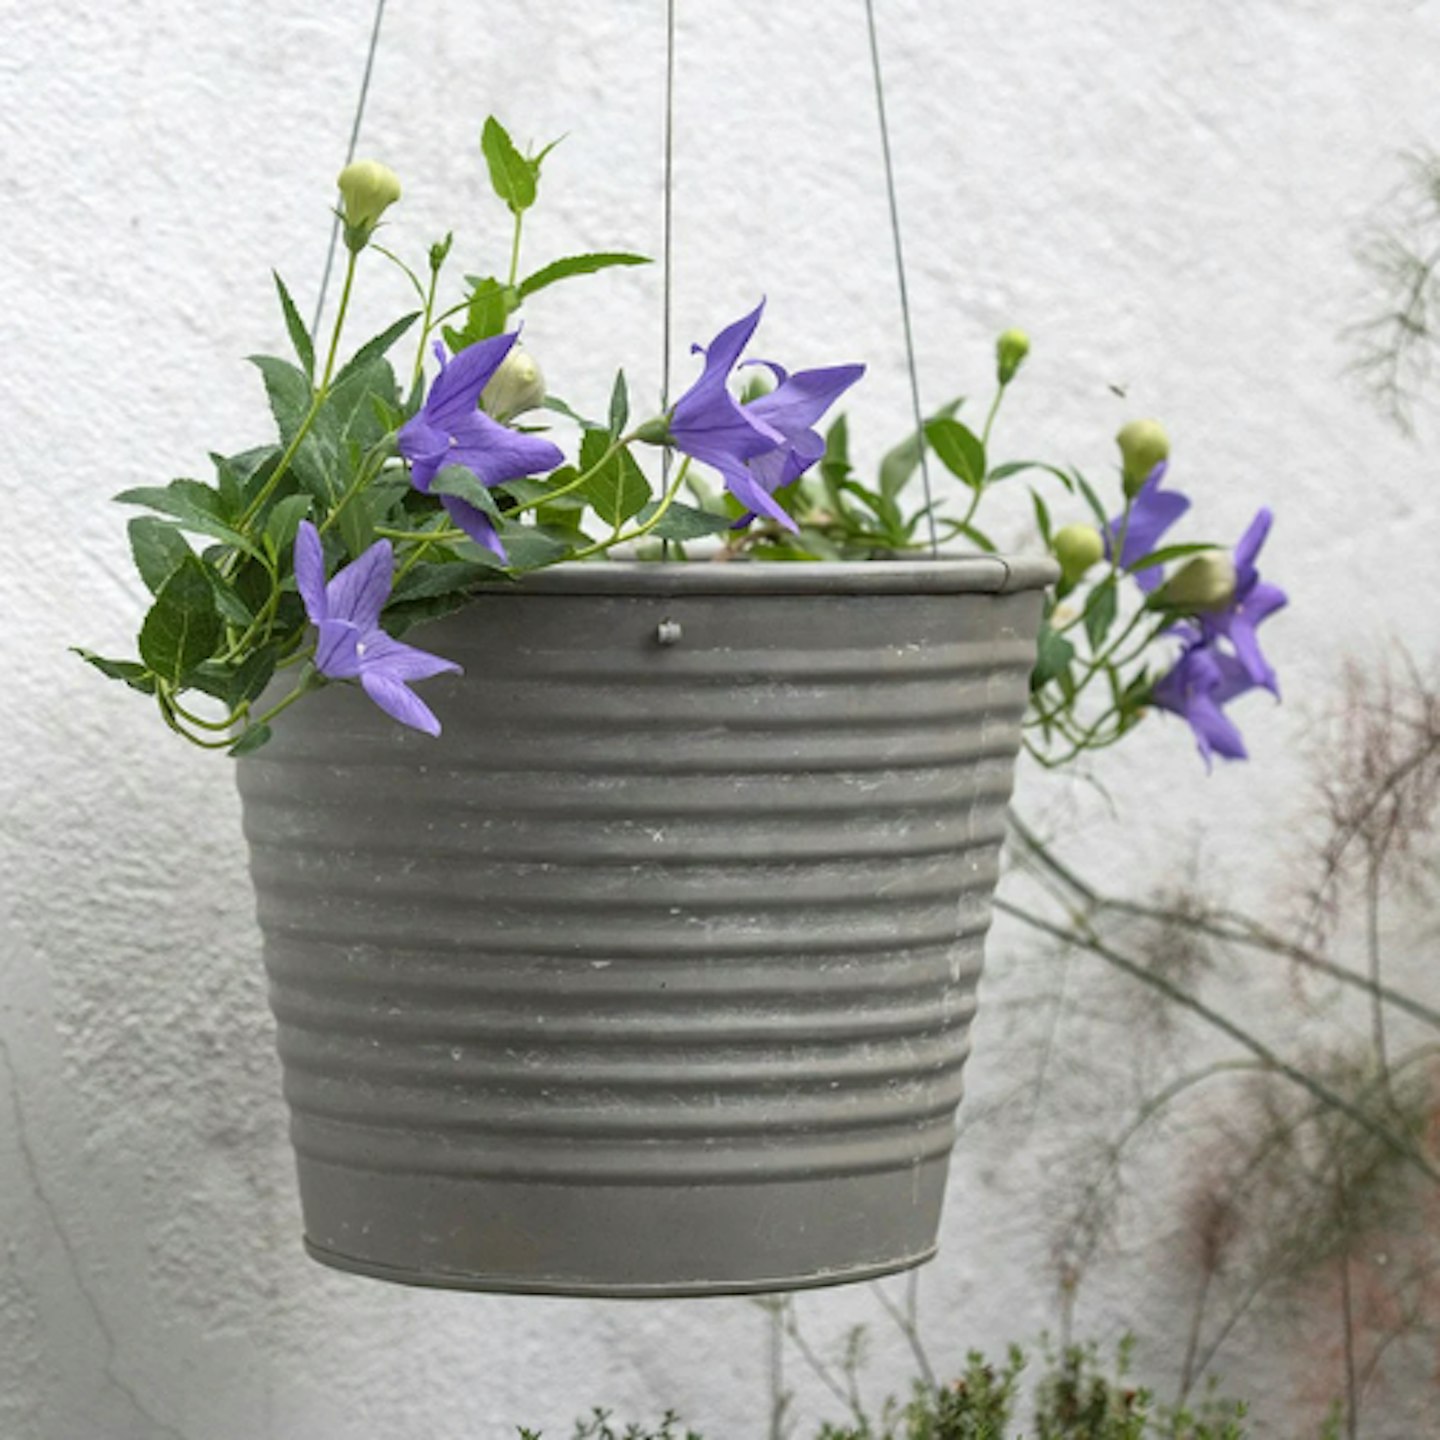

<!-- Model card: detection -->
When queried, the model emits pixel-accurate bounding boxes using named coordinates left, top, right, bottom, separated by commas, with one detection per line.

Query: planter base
left=295, top=1154, right=948, bottom=1296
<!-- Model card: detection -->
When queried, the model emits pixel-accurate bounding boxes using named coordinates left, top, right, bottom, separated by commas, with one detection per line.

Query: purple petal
left=359, top=671, right=444, bottom=737
left=441, top=494, right=508, bottom=561
left=293, top=520, right=328, bottom=623
left=358, top=630, right=463, bottom=682
left=426, top=334, right=518, bottom=431
left=325, top=538, right=394, bottom=630
left=396, top=414, right=450, bottom=493
left=1186, top=691, right=1250, bottom=765
left=1233, top=507, right=1273, bottom=578
left=746, top=364, right=865, bottom=440
left=739, top=357, right=790, bottom=388
left=724, top=468, right=800, bottom=532
left=446, top=411, right=565, bottom=487
left=314, top=618, right=363, bottom=679
left=696, top=302, right=766, bottom=381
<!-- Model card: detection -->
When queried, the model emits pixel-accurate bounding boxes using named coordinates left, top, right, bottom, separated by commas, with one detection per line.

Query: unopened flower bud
left=634, top=416, right=672, bottom=446
left=996, top=328, right=1030, bottom=385
left=337, top=160, right=401, bottom=251
left=1155, top=550, right=1237, bottom=612
left=1116, top=418, right=1169, bottom=497
left=1052, top=522, right=1104, bottom=583
left=480, top=347, right=547, bottom=421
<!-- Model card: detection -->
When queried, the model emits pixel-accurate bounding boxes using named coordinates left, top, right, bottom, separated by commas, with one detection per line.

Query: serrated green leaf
left=335, top=313, right=420, bottom=386
left=1083, top=577, right=1118, bottom=650
left=338, top=495, right=373, bottom=560
left=432, top=464, right=503, bottom=521
left=249, top=354, right=312, bottom=444
left=206, top=571, right=254, bottom=626
left=72, top=648, right=156, bottom=694
left=481, top=116, right=537, bottom=214
left=263, top=494, right=312, bottom=556
left=634, top=501, right=734, bottom=541
left=576, top=433, right=650, bottom=529
left=926, top=418, right=987, bottom=489
left=114, top=480, right=256, bottom=553
left=391, top=559, right=499, bottom=603
left=879, top=399, right=961, bottom=499
left=138, top=556, right=223, bottom=685
left=228, top=723, right=273, bottom=758
left=227, top=646, right=278, bottom=708
left=492, top=522, right=573, bottom=572
left=608, top=369, right=629, bottom=438
left=273, top=271, right=314, bottom=379
left=443, top=278, right=513, bottom=351
left=128, top=517, right=194, bottom=593
left=517, top=251, right=650, bottom=300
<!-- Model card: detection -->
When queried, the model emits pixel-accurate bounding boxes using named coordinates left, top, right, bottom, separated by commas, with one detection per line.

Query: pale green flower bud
left=1155, top=550, right=1237, bottom=612
left=996, top=328, right=1030, bottom=385
left=1052, top=522, right=1104, bottom=584
left=1116, top=418, right=1169, bottom=497
left=337, top=160, right=402, bottom=251
left=480, top=347, right=547, bottom=421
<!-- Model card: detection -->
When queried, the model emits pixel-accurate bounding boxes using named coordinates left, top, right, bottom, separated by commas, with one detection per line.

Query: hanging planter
left=236, top=557, right=1052, bottom=1295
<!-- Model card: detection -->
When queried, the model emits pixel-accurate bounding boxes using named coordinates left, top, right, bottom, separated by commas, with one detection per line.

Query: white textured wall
left=4, top=2, right=1439, bottom=1436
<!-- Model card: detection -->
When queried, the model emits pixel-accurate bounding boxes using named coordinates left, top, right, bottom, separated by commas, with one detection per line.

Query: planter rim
left=481, top=553, right=1058, bottom=598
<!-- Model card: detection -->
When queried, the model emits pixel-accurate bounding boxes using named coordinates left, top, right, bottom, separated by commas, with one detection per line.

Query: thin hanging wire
left=311, top=0, right=390, bottom=336
left=659, top=0, right=677, bottom=559
left=863, top=0, right=940, bottom=558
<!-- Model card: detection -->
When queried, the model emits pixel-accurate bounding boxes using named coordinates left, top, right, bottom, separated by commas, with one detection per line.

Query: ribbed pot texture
left=237, top=556, right=1053, bottom=1296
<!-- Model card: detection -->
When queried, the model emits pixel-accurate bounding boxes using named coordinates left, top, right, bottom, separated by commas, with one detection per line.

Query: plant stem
left=569, top=456, right=691, bottom=560
left=506, top=211, right=524, bottom=289
left=506, top=433, right=641, bottom=515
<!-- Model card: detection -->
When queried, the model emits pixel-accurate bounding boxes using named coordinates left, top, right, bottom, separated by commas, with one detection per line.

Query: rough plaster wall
left=3, top=1, right=1439, bottom=1436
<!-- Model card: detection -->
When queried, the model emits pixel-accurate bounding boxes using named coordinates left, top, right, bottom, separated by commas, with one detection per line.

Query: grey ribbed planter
left=237, top=555, right=1054, bottom=1296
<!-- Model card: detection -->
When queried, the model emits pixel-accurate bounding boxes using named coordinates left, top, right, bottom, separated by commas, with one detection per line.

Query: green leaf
left=335, top=312, right=420, bottom=385
left=227, top=646, right=278, bottom=708
left=1031, top=626, right=1076, bottom=689
left=114, top=480, right=256, bottom=553
left=1125, top=542, right=1215, bottom=572
left=542, top=395, right=602, bottom=430
left=492, top=522, right=573, bottom=571
left=138, top=556, right=223, bottom=685
left=926, top=418, right=987, bottom=489
left=72, top=648, right=156, bottom=694
left=204, top=567, right=255, bottom=626
left=443, top=278, right=513, bottom=350
left=249, top=354, right=312, bottom=443
left=1083, top=577, right=1118, bottom=650
left=517, top=251, right=650, bottom=300
left=128, top=517, right=195, bottom=593
left=228, top=723, right=273, bottom=758
left=263, top=494, right=312, bottom=556
left=1030, top=489, right=1053, bottom=548
left=608, top=369, right=629, bottom=438
left=576, top=432, right=650, bottom=529
left=432, top=464, right=503, bottom=522
left=879, top=399, right=961, bottom=499
left=392, top=559, right=499, bottom=603
left=273, top=271, right=314, bottom=379
left=634, top=501, right=734, bottom=541
left=481, top=116, right=537, bottom=214
left=338, top=495, right=373, bottom=560
left=1072, top=468, right=1110, bottom=529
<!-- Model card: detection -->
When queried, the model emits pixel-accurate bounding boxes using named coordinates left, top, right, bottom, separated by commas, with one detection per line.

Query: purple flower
left=1194, top=507, right=1287, bottom=694
left=294, top=520, right=461, bottom=737
left=667, top=302, right=863, bottom=530
left=1107, top=462, right=1190, bottom=592
left=1152, top=628, right=1255, bottom=766
left=397, top=334, right=564, bottom=560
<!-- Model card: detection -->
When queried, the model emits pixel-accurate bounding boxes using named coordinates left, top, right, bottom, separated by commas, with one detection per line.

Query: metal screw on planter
left=237, top=557, right=1054, bottom=1295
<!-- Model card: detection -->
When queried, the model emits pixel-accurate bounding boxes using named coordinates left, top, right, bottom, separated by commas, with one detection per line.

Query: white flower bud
left=480, top=347, right=547, bottom=421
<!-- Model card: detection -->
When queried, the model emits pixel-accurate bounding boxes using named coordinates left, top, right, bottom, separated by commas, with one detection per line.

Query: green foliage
left=528, top=1342, right=1248, bottom=1440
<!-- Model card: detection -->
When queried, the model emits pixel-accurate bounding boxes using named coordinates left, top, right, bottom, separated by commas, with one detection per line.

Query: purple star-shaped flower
left=294, top=521, right=461, bottom=736
left=1195, top=507, right=1287, bottom=694
left=1152, top=627, right=1256, bottom=767
left=397, top=334, right=564, bottom=560
left=1107, top=462, right=1191, bottom=592
left=668, top=302, right=863, bottom=530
